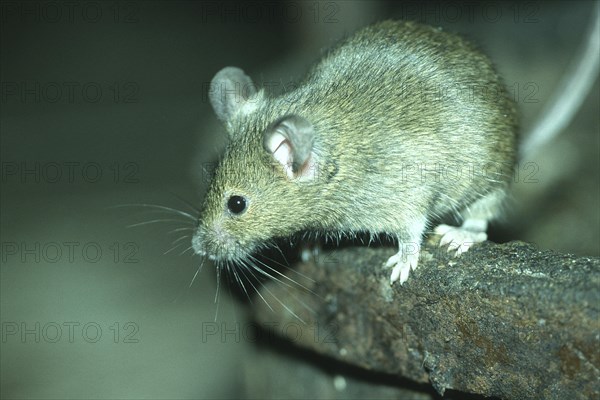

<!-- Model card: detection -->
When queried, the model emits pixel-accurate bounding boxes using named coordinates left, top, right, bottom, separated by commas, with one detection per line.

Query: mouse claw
left=435, top=224, right=487, bottom=257
left=386, top=251, right=419, bottom=285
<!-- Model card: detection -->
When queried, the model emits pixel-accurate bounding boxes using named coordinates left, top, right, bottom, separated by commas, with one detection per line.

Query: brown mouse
left=192, top=20, right=518, bottom=284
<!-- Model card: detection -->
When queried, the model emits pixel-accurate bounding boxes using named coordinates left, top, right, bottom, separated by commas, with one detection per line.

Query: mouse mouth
left=191, top=225, right=253, bottom=262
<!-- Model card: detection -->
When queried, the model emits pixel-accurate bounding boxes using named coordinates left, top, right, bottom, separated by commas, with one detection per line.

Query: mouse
left=191, top=19, right=519, bottom=285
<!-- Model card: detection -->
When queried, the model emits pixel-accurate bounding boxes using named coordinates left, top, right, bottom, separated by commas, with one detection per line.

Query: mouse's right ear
left=263, top=115, right=318, bottom=182
left=209, top=67, right=258, bottom=123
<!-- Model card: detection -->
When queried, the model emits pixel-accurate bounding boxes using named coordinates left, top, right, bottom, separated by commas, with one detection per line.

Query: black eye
left=227, top=195, right=247, bottom=215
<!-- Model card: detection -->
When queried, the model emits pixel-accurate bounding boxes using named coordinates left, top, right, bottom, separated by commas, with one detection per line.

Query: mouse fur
left=192, top=20, right=518, bottom=284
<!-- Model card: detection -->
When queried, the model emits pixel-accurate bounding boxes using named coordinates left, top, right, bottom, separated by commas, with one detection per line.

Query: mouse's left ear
left=263, top=115, right=318, bottom=182
left=209, top=67, right=259, bottom=124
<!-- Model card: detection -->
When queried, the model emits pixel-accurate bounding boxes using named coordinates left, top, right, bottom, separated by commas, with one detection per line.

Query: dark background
left=1, top=1, right=598, bottom=398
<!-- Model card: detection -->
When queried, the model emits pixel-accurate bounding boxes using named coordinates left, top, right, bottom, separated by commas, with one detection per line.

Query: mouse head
left=192, top=67, right=323, bottom=263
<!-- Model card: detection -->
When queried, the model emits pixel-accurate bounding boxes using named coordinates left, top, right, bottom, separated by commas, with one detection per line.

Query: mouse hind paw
left=434, top=219, right=487, bottom=257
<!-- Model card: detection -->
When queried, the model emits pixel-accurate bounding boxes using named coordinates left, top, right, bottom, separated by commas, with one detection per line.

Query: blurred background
left=1, top=0, right=598, bottom=398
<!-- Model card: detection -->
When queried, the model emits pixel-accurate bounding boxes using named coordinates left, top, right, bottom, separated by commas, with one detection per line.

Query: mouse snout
left=191, top=228, right=208, bottom=257
left=191, top=221, right=244, bottom=261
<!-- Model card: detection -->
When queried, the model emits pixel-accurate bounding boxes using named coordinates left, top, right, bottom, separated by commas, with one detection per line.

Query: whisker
left=231, top=261, right=254, bottom=305
left=214, top=262, right=222, bottom=322
left=253, top=278, right=305, bottom=324
left=247, top=255, right=300, bottom=288
left=272, top=242, right=290, bottom=267
left=275, top=285, right=317, bottom=318
left=248, top=254, right=314, bottom=294
left=109, top=203, right=197, bottom=221
left=224, top=273, right=240, bottom=324
left=189, top=258, right=205, bottom=288
left=178, top=245, right=194, bottom=256
left=171, top=235, right=190, bottom=245
left=237, top=260, right=274, bottom=312
left=182, top=247, right=196, bottom=256
left=126, top=218, right=191, bottom=228
left=245, top=258, right=317, bottom=322
left=163, top=242, right=184, bottom=255
left=259, top=253, right=316, bottom=284
left=167, top=227, right=196, bottom=235
left=167, top=192, right=201, bottom=215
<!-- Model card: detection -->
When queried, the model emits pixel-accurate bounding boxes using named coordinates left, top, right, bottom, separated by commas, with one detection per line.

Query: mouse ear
left=263, top=115, right=318, bottom=181
left=209, top=67, right=258, bottom=123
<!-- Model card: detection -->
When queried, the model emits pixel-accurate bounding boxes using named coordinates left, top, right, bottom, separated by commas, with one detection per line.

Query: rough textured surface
left=252, top=239, right=600, bottom=399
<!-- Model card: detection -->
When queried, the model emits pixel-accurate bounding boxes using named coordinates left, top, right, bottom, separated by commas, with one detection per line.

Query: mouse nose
left=191, top=222, right=244, bottom=261
left=191, top=229, right=206, bottom=256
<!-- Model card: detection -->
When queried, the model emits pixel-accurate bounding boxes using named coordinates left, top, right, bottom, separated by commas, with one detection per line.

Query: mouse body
left=192, top=20, right=517, bottom=284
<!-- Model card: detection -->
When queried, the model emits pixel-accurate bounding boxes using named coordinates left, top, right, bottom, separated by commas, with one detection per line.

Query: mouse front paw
left=385, top=250, right=420, bottom=285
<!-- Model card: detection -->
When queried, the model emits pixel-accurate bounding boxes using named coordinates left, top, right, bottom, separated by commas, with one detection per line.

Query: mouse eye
left=227, top=195, right=247, bottom=215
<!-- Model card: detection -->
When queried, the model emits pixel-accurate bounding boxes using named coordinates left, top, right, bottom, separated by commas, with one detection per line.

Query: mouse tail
left=519, top=3, right=599, bottom=161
